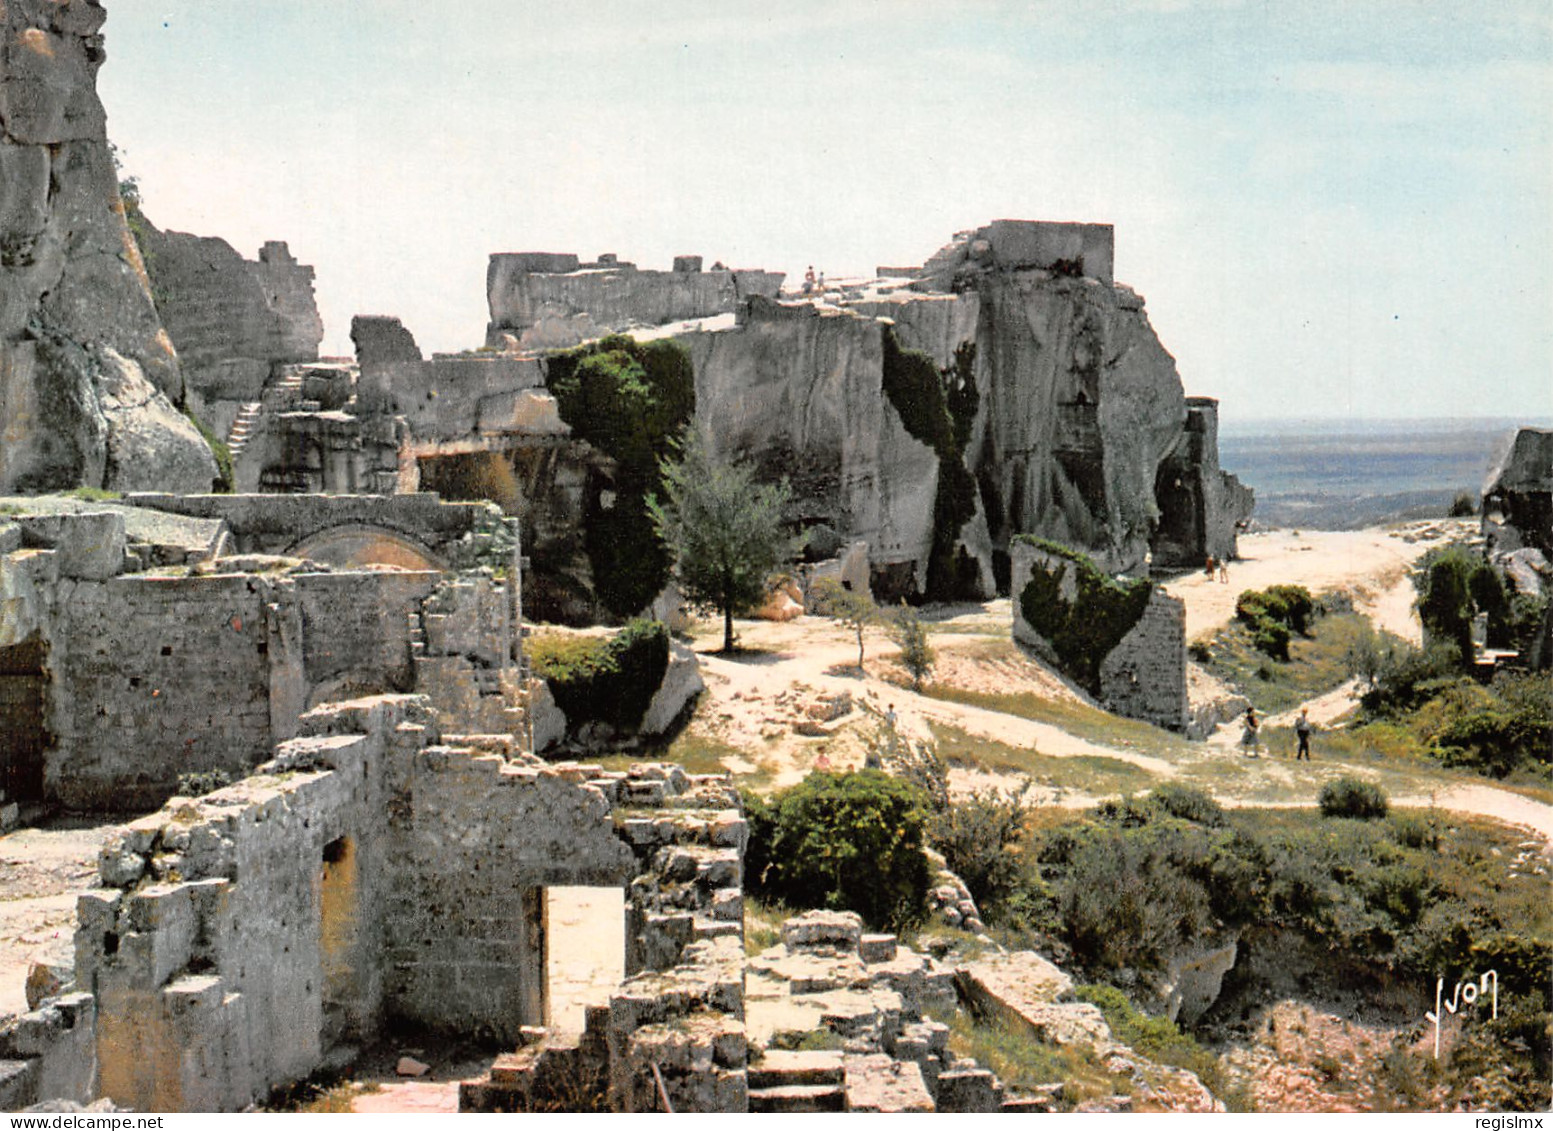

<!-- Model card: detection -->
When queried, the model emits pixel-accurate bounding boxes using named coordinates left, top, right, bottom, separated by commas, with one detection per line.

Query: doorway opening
left=543, top=886, right=625, bottom=1035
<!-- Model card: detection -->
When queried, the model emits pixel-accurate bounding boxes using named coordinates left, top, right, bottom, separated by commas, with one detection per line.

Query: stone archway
left=286, top=524, right=446, bottom=571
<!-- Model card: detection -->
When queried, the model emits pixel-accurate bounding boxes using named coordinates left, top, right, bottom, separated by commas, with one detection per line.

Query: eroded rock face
left=138, top=219, right=323, bottom=405
left=684, top=299, right=943, bottom=595
left=1483, top=426, right=1553, bottom=557
left=0, top=0, right=215, bottom=494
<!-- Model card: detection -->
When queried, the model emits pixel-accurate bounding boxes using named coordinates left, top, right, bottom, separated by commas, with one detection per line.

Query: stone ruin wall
left=0, top=500, right=523, bottom=812
left=137, top=219, right=324, bottom=433
left=1098, top=587, right=1189, bottom=732
left=485, top=251, right=783, bottom=351
left=22, top=694, right=748, bottom=1112
left=208, top=220, right=1251, bottom=613
left=1010, top=540, right=1189, bottom=731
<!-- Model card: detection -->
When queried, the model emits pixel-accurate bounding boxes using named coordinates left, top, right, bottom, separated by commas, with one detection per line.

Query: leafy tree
left=648, top=432, right=803, bottom=652
left=547, top=335, right=695, bottom=617
left=889, top=601, right=935, bottom=690
left=1448, top=490, right=1477, bottom=517
left=1415, top=545, right=1477, bottom=661
left=811, top=577, right=877, bottom=670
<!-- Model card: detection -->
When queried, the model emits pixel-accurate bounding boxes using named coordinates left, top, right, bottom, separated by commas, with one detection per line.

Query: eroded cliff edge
left=0, top=0, right=215, bottom=494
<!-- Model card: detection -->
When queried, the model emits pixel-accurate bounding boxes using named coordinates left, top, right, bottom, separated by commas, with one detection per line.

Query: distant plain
left=1218, top=416, right=1550, bottom=529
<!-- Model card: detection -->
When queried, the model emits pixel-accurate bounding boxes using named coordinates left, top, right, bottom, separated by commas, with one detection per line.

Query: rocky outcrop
left=137, top=218, right=323, bottom=407
left=684, top=299, right=944, bottom=596
left=486, top=253, right=783, bottom=351
left=1483, top=426, right=1552, bottom=556
left=0, top=0, right=215, bottom=495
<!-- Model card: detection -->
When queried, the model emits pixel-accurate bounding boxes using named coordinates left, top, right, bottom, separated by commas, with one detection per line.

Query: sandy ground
left=681, top=517, right=1549, bottom=844
left=1161, top=521, right=1470, bottom=642
left=0, top=817, right=130, bottom=1016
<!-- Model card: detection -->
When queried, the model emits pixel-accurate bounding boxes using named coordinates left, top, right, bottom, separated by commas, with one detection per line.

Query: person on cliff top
left=1241, top=707, right=1261, bottom=756
left=1295, top=708, right=1314, bottom=760
left=803, top=265, right=816, bottom=295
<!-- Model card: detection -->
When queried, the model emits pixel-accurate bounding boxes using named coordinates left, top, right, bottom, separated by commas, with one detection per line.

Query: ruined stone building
left=182, top=220, right=1251, bottom=622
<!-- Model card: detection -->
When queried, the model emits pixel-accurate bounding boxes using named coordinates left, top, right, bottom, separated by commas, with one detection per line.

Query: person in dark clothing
left=1295, top=708, right=1314, bottom=760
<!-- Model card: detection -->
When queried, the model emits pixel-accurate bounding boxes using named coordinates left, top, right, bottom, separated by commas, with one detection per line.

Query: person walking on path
left=1295, top=708, right=1314, bottom=760
left=1218, top=558, right=1230, bottom=584
left=1241, top=706, right=1261, bottom=756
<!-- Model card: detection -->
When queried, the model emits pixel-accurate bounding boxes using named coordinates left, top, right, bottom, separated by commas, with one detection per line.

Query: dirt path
left=678, top=515, right=1547, bottom=847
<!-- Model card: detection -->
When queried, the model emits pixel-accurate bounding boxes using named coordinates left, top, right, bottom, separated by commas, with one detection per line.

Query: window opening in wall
left=543, top=886, right=625, bottom=1036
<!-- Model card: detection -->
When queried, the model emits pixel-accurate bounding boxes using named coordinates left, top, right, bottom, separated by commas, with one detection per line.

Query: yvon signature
left=1426, top=969, right=1497, bottom=1058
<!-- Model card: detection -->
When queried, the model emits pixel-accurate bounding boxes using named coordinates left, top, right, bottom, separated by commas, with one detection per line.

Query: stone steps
left=226, top=402, right=262, bottom=457
left=748, top=1050, right=844, bottom=1089
left=746, top=1082, right=846, bottom=1113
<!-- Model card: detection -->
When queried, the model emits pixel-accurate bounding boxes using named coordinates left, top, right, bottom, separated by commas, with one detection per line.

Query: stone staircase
left=747, top=1051, right=845, bottom=1113
left=226, top=368, right=311, bottom=461
left=225, top=401, right=262, bottom=459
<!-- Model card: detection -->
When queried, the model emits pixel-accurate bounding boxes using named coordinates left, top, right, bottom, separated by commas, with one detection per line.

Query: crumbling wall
left=136, top=220, right=322, bottom=407
left=75, top=696, right=430, bottom=1111
left=383, top=748, right=637, bottom=1039
left=52, top=574, right=277, bottom=810
left=72, top=694, right=749, bottom=1112
left=1011, top=540, right=1188, bottom=731
left=1098, top=587, right=1189, bottom=731
left=486, top=255, right=783, bottom=350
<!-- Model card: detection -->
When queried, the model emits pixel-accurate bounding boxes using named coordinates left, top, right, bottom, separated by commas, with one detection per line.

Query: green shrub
left=546, top=336, right=695, bottom=617
left=176, top=768, right=232, bottom=797
left=1147, top=783, right=1226, bottom=827
left=1319, top=777, right=1389, bottom=820
left=1014, top=537, right=1152, bottom=697
left=1235, top=584, right=1313, bottom=657
left=528, top=619, right=669, bottom=731
left=930, top=787, right=1045, bottom=927
left=743, top=771, right=931, bottom=931
left=1415, top=544, right=1477, bottom=661
left=1448, top=490, right=1477, bottom=517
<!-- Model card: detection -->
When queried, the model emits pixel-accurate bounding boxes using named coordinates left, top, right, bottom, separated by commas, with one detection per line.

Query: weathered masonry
left=47, top=696, right=745, bottom=1111
left=0, top=495, right=522, bottom=812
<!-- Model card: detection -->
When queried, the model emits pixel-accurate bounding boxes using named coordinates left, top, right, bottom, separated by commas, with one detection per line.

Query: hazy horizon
left=96, top=1, right=1552, bottom=423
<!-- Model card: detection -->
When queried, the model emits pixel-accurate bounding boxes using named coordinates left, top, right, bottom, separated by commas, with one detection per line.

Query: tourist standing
left=1295, top=708, right=1313, bottom=760
left=1241, top=706, right=1261, bottom=756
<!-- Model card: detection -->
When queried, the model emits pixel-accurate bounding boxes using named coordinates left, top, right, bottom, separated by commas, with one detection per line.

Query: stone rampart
left=486, top=254, right=783, bottom=350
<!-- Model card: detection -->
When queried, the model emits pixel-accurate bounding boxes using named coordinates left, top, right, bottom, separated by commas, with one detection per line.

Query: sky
left=97, top=1, right=1552, bottom=422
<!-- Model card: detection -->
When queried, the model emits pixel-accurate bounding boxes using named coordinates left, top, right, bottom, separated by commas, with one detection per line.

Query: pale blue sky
left=98, top=1, right=1551, bottom=421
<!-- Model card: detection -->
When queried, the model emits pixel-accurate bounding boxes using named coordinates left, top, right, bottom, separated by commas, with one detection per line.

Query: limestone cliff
left=872, top=222, right=1252, bottom=578
left=683, top=299, right=944, bottom=595
left=0, top=0, right=216, bottom=494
